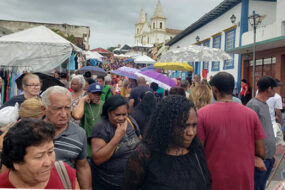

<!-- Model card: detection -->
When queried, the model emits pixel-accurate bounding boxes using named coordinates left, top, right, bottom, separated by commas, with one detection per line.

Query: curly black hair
left=143, top=95, right=196, bottom=153
left=1, top=118, right=55, bottom=170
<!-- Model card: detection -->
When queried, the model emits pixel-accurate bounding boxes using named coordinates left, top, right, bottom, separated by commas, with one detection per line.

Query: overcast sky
left=0, top=0, right=224, bottom=49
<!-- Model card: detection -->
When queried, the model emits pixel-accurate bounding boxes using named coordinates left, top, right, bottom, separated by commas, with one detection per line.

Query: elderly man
left=72, top=82, right=104, bottom=156
left=41, top=86, right=91, bottom=189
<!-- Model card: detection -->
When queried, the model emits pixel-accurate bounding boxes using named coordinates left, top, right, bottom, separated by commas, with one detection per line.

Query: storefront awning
left=226, top=35, right=285, bottom=54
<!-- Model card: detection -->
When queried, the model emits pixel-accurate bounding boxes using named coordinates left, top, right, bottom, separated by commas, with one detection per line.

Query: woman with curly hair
left=189, top=81, right=212, bottom=110
left=121, top=96, right=212, bottom=190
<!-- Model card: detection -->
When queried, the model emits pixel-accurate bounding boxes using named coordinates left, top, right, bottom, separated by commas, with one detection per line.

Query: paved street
left=266, top=144, right=285, bottom=190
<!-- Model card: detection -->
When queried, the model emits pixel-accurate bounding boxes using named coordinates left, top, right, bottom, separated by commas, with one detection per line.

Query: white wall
left=170, top=3, right=242, bottom=80
left=242, top=22, right=278, bottom=46
left=248, top=1, right=276, bottom=28
left=242, top=1, right=282, bottom=46
left=276, top=0, right=285, bottom=35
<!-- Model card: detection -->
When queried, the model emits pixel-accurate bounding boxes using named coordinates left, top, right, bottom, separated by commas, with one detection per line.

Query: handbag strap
left=127, top=116, right=140, bottom=137
left=55, top=161, right=72, bottom=189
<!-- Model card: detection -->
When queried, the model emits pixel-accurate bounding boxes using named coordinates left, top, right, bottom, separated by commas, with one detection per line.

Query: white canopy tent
left=134, top=55, right=155, bottom=65
left=0, top=25, right=82, bottom=72
left=83, top=51, right=103, bottom=61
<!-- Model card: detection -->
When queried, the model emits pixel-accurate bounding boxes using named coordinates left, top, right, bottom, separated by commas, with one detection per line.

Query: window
left=203, top=40, right=210, bottom=47
left=224, top=29, right=236, bottom=69
left=153, top=23, right=155, bottom=29
left=202, top=40, right=210, bottom=71
left=160, top=22, right=162, bottom=29
left=137, top=28, right=139, bottom=34
left=212, top=35, right=221, bottom=71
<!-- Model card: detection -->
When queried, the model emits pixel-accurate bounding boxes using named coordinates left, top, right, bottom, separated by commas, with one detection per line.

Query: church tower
left=150, top=0, right=166, bottom=44
left=135, top=9, right=147, bottom=45
left=134, top=0, right=180, bottom=46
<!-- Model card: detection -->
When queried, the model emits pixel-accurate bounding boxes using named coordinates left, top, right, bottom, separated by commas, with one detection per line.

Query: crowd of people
left=0, top=70, right=284, bottom=190
left=101, top=57, right=134, bottom=72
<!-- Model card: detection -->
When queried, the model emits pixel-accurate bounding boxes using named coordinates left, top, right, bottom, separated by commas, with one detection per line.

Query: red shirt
left=0, top=162, right=76, bottom=189
left=198, top=102, right=266, bottom=190
left=240, top=83, right=250, bottom=96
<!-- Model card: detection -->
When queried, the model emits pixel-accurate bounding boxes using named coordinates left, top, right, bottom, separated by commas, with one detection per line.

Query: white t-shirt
left=266, top=93, right=283, bottom=124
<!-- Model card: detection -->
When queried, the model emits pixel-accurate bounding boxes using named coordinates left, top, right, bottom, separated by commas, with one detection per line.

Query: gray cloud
left=0, top=0, right=223, bottom=49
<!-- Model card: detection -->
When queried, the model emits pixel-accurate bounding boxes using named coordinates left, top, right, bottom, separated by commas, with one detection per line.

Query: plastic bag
left=0, top=103, right=19, bottom=126
left=273, top=123, right=284, bottom=145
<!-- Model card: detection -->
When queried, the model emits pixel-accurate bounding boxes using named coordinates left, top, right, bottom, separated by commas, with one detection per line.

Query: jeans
left=254, top=158, right=274, bottom=190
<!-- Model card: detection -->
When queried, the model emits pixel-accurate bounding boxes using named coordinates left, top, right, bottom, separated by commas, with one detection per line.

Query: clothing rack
left=0, top=65, right=33, bottom=72
left=0, top=66, right=32, bottom=105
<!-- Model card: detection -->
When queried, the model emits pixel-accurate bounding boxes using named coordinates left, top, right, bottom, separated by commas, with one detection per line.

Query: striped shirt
left=54, top=121, right=87, bottom=168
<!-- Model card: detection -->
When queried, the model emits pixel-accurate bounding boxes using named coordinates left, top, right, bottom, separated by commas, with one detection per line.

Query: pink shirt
left=198, top=102, right=266, bottom=190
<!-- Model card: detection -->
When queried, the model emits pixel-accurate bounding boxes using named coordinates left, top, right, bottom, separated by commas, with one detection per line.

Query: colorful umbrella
left=159, top=45, right=232, bottom=63
left=77, top=66, right=106, bottom=76
left=153, top=62, right=193, bottom=71
left=140, top=65, right=162, bottom=72
left=111, top=66, right=139, bottom=79
left=135, top=70, right=176, bottom=90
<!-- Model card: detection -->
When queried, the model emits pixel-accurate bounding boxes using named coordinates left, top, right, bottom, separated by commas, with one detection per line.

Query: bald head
left=137, top=77, right=146, bottom=86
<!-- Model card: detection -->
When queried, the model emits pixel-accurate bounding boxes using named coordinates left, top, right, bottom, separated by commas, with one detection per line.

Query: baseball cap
left=88, top=82, right=103, bottom=93
left=275, top=79, right=283, bottom=86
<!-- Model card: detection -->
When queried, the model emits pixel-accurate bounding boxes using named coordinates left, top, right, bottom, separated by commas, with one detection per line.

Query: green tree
left=51, top=29, right=75, bottom=43
left=107, top=47, right=116, bottom=52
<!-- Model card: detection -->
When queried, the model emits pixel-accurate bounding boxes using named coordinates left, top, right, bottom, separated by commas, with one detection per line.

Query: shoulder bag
left=55, top=161, right=72, bottom=189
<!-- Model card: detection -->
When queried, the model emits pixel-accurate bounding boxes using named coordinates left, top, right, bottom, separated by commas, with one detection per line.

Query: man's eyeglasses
left=25, top=84, right=41, bottom=87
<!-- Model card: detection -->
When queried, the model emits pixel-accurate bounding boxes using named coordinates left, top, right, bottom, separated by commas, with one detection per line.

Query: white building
left=134, top=0, right=181, bottom=46
left=166, top=0, right=285, bottom=96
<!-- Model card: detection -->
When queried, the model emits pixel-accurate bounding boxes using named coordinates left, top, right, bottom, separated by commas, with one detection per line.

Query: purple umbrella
left=111, top=66, right=139, bottom=79
left=135, top=70, right=176, bottom=90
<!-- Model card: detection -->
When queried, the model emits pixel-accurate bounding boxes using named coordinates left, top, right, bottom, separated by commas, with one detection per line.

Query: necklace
left=88, top=104, right=99, bottom=121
